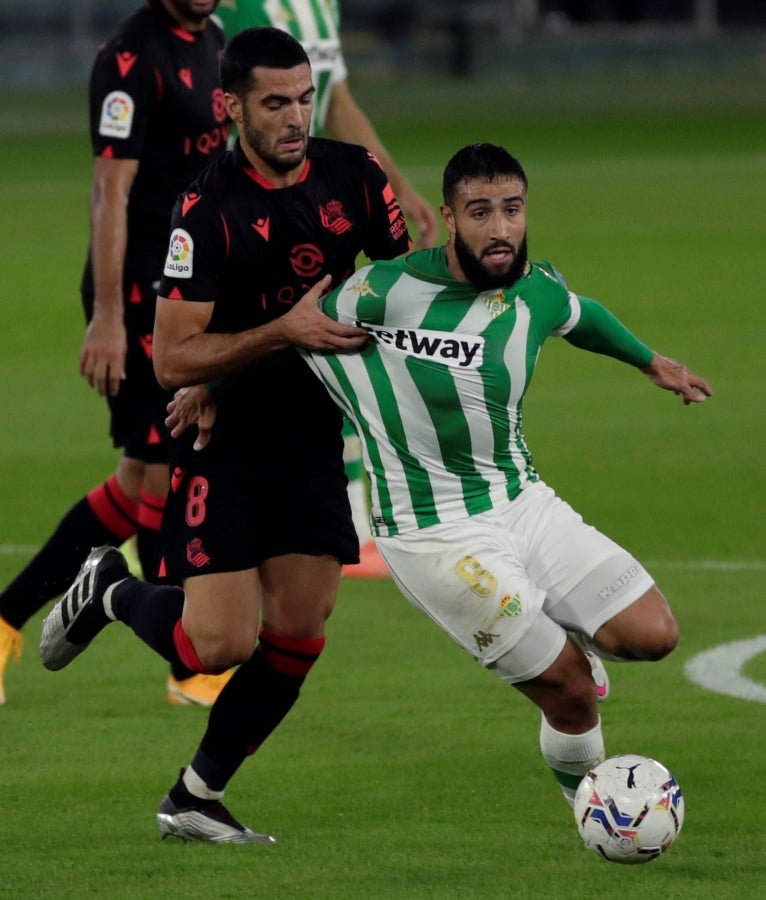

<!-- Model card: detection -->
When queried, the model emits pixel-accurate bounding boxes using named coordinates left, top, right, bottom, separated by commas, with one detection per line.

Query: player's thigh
left=377, top=518, right=546, bottom=667
left=182, top=568, right=261, bottom=661
left=160, top=437, right=263, bottom=582
left=521, top=483, right=655, bottom=637
left=142, top=460, right=170, bottom=496
left=259, top=553, right=342, bottom=638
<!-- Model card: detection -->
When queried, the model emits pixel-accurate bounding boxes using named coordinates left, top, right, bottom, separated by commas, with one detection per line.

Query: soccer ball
left=574, top=754, right=684, bottom=864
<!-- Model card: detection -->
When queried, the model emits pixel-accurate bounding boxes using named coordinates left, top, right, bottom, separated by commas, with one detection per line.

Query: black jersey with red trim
left=158, top=137, right=411, bottom=450
left=84, top=0, right=227, bottom=280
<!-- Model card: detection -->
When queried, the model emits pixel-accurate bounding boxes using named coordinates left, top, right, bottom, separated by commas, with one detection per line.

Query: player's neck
left=444, top=240, right=469, bottom=283
left=238, top=141, right=308, bottom=188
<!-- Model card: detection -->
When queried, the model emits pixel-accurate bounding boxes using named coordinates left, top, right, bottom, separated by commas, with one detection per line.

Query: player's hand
left=166, top=384, right=217, bottom=451
left=399, top=188, right=439, bottom=249
left=279, top=276, right=369, bottom=352
left=641, top=354, right=712, bottom=405
left=79, top=317, right=127, bottom=397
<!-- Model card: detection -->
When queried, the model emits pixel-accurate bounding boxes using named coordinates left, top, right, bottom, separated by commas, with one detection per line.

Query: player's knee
left=596, top=589, right=680, bottom=661
left=634, top=612, right=679, bottom=661
left=196, top=634, right=256, bottom=672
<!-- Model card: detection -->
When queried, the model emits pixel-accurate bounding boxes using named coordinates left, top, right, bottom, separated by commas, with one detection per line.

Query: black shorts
left=82, top=276, right=172, bottom=457
left=160, top=398, right=359, bottom=583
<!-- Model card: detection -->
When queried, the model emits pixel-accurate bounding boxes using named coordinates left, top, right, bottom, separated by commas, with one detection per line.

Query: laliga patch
left=98, top=91, right=134, bottom=139
left=163, top=229, right=194, bottom=279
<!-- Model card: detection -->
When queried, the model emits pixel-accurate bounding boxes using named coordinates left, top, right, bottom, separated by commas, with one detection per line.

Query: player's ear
left=440, top=203, right=456, bottom=235
left=225, top=92, right=242, bottom=127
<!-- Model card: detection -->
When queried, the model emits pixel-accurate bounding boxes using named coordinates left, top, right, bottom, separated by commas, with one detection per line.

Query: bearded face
left=453, top=230, right=529, bottom=291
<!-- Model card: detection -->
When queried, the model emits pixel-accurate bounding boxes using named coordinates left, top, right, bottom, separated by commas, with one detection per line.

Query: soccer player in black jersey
left=0, top=0, right=230, bottom=704
left=0, top=1, right=230, bottom=708
left=41, top=27, right=411, bottom=843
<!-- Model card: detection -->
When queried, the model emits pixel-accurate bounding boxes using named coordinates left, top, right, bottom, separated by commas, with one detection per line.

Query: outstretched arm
left=564, top=296, right=712, bottom=404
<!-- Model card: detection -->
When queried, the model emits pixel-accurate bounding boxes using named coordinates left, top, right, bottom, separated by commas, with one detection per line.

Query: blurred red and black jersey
left=82, top=0, right=227, bottom=287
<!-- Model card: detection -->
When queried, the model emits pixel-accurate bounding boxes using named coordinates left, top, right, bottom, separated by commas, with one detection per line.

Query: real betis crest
left=499, top=592, right=522, bottom=617
left=482, top=290, right=512, bottom=318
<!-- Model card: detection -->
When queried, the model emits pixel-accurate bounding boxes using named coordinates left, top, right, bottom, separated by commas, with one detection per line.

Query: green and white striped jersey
left=216, top=0, right=347, bottom=133
left=303, top=247, right=590, bottom=537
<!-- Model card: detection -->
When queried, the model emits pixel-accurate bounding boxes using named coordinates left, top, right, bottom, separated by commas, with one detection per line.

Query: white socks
left=539, top=715, right=605, bottom=806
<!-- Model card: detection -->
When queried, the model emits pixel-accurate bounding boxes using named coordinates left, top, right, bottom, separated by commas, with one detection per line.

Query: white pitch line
left=685, top=637, right=766, bottom=705
left=645, top=560, right=766, bottom=572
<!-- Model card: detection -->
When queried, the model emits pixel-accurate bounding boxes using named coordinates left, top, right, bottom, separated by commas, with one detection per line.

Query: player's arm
left=162, top=275, right=367, bottom=449
left=563, top=295, right=712, bottom=404
left=83, top=34, right=156, bottom=397
left=324, top=80, right=438, bottom=249
left=153, top=277, right=368, bottom=391
left=80, top=156, right=139, bottom=397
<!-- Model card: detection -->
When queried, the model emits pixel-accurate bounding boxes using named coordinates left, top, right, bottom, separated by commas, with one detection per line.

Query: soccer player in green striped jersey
left=302, top=143, right=712, bottom=814
left=215, top=2, right=438, bottom=577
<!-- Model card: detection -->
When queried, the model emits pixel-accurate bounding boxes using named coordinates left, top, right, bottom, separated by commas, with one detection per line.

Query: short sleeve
left=89, top=39, right=158, bottom=159
left=158, top=190, right=226, bottom=302
left=359, top=152, right=411, bottom=262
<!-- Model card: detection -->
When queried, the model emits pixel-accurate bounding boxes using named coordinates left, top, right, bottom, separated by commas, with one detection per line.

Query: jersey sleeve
left=88, top=38, right=159, bottom=160
left=560, top=295, right=654, bottom=368
left=359, top=152, right=412, bottom=261
left=158, top=190, right=227, bottom=302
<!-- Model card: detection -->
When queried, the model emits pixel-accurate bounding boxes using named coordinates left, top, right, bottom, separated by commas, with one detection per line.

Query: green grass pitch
left=0, top=66, right=764, bottom=898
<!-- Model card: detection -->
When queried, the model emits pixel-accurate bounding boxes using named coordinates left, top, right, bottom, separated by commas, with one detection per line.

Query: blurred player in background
left=0, top=0, right=228, bottom=707
left=216, top=0, right=439, bottom=577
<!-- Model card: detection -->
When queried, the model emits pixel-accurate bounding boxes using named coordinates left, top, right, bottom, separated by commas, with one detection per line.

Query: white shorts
left=376, top=481, right=654, bottom=683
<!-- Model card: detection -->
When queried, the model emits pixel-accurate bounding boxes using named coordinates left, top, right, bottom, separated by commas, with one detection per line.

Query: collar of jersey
left=233, top=142, right=311, bottom=189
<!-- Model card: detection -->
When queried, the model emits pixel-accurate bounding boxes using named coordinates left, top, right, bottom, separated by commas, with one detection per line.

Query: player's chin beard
left=454, top=233, right=528, bottom=291
left=242, top=125, right=306, bottom=175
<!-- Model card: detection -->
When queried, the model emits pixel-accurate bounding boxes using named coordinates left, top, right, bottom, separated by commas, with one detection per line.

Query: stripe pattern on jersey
left=305, top=265, right=547, bottom=536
